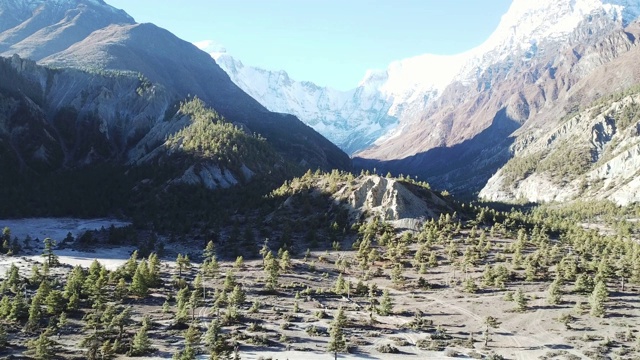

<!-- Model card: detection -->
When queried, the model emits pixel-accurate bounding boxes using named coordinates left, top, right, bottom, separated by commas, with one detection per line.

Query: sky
left=105, top=0, right=512, bottom=90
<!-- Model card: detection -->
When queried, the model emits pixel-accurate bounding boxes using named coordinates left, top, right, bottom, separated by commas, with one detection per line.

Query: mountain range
left=3, top=0, right=640, bottom=211
left=211, top=0, right=640, bottom=204
left=0, top=0, right=351, bottom=219
left=0, top=0, right=350, bottom=172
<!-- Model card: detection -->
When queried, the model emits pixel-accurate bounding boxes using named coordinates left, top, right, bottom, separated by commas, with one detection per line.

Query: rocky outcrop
left=334, top=176, right=451, bottom=230
left=174, top=164, right=240, bottom=190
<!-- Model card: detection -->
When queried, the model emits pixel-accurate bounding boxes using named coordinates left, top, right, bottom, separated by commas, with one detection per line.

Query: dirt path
left=515, top=297, right=586, bottom=359
left=420, top=292, right=526, bottom=359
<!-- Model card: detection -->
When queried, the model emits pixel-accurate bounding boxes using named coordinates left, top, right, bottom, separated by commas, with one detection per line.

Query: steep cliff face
left=273, top=174, right=453, bottom=231
left=337, top=175, right=450, bottom=229
left=480, top=88, right=640, bottom=205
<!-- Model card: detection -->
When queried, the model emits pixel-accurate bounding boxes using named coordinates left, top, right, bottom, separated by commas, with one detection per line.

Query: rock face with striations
left=335, top=176, right=452, bottom=230
left=480, top=90, right=640, bottom=205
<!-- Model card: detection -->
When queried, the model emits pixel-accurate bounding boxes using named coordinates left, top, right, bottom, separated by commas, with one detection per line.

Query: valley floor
left=0, top=217, right=637, bottom=359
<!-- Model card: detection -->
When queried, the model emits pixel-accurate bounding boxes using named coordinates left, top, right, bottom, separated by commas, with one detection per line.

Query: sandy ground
left=0, top=218, right=134, bottom=272
left=0, top=219, right=637, bottom=359
left=0, top=217, right=131, bottom=242
left=236, top=349, right=457, bottom=359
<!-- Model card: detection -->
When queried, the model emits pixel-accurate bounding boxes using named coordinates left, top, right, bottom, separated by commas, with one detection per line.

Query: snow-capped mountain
left=206, top=0, right=640, bottom=157
left=208, top=50, right=397, bottom=154
left=362, top=0, right=640, bottom=158
left=205, top=0, right=640, bottom=200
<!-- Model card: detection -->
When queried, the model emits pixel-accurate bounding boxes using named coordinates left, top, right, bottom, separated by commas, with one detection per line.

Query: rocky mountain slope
left=0, top=55, right=300, bottom=217
left=354, top=0, right=640, bottom=197
left=480, top=86, right=640, bottom=205
left=0, top=0, right=350, bottom=172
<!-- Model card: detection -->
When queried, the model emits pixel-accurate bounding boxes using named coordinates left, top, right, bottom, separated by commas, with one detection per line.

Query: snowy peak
left=0, top=0, right=130, bottom=15
left=485, top=0, right=634, bottom=48
left=205, top=0, right=640, bottom=157
left=201, top=46, right=398, bottom=154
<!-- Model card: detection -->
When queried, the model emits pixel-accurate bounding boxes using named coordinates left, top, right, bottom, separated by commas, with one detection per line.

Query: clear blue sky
left=105, top=0, right=512, bottom=90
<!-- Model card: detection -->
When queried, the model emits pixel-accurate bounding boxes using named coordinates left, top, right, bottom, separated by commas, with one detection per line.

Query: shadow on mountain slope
left=354, top=108, right=521, bottom=198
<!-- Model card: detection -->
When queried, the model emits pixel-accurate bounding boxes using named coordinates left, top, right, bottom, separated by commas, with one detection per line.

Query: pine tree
left=589, top=280, right=608, bottom=317
left=100, top=339, right=115, bottom=360
left=0, top=324, right=7, bottom=349
left=176, top=287, right=191, bottom=325
left=327, top=307, right=347, bottom=360
left=176, top=254, right=191, bottom=278
left=484, top=316, right=501, bottom=347
left=27, top=328, right=56, bottom=359
left=85, top=261, right=108, bottom=305
left=130, top=317, right=152, bottom=356
left=377, top=289, right=393, bottom=316
left=173, top=344, right=196, bottom=360
left=264, top=252, right=280, bottom=291
left=64, top=265, right=85, bottom=301
left=204, top=241, right=216, bottom=261
left=57, top=312, right=68, bottom=329
left=204, top=256, right=220, bottom=278
left=204, top=319, right=226, bottom=355
left=234, top=256, right=244, bottom=269
left=184, top=322, right=201, bottom=347
left=82, top=332, right=101, bottom=360
left=130, top=261, right=149, bottom=297
left=188, top=290, right=202, bottom=321
left=280, top=250, right=291, bottom=272
left=1, top=227, right=10, bottom=244
left=45, top=290, right=65, bottom=315
left=547, top=276, right=562, bottom=305
left=67, top=292, right=80, bottom=311
left=42, top=238, right=58, bottom=267
left=259, top=240, right=270, bottom=266
left=193, top=273, right=205, bottom=301
left=147, top=252, right=161, bottom=287
left=9, top=296, right=29, bottom=321
left=229, top=285, right=246, bottom=307
left=391, top=263, right=405, bottom=288
left=334, top=273, right=346, bottom=295
left=0, top=296, right=9, bottom=319
left=162, top=299, right=171, bottom=314
left=514, top=288, right=528, bottom=312
left=463, top=278, right=478, bottom=293
left=109, top=307, right=132, bottom=340
left=574, top=273, right=594, bottom=294
left=223, top=271, right=236, bottom=293
left=114, top=278, right=128, bottom=300
left=26, top=294, right=44, bottom=330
